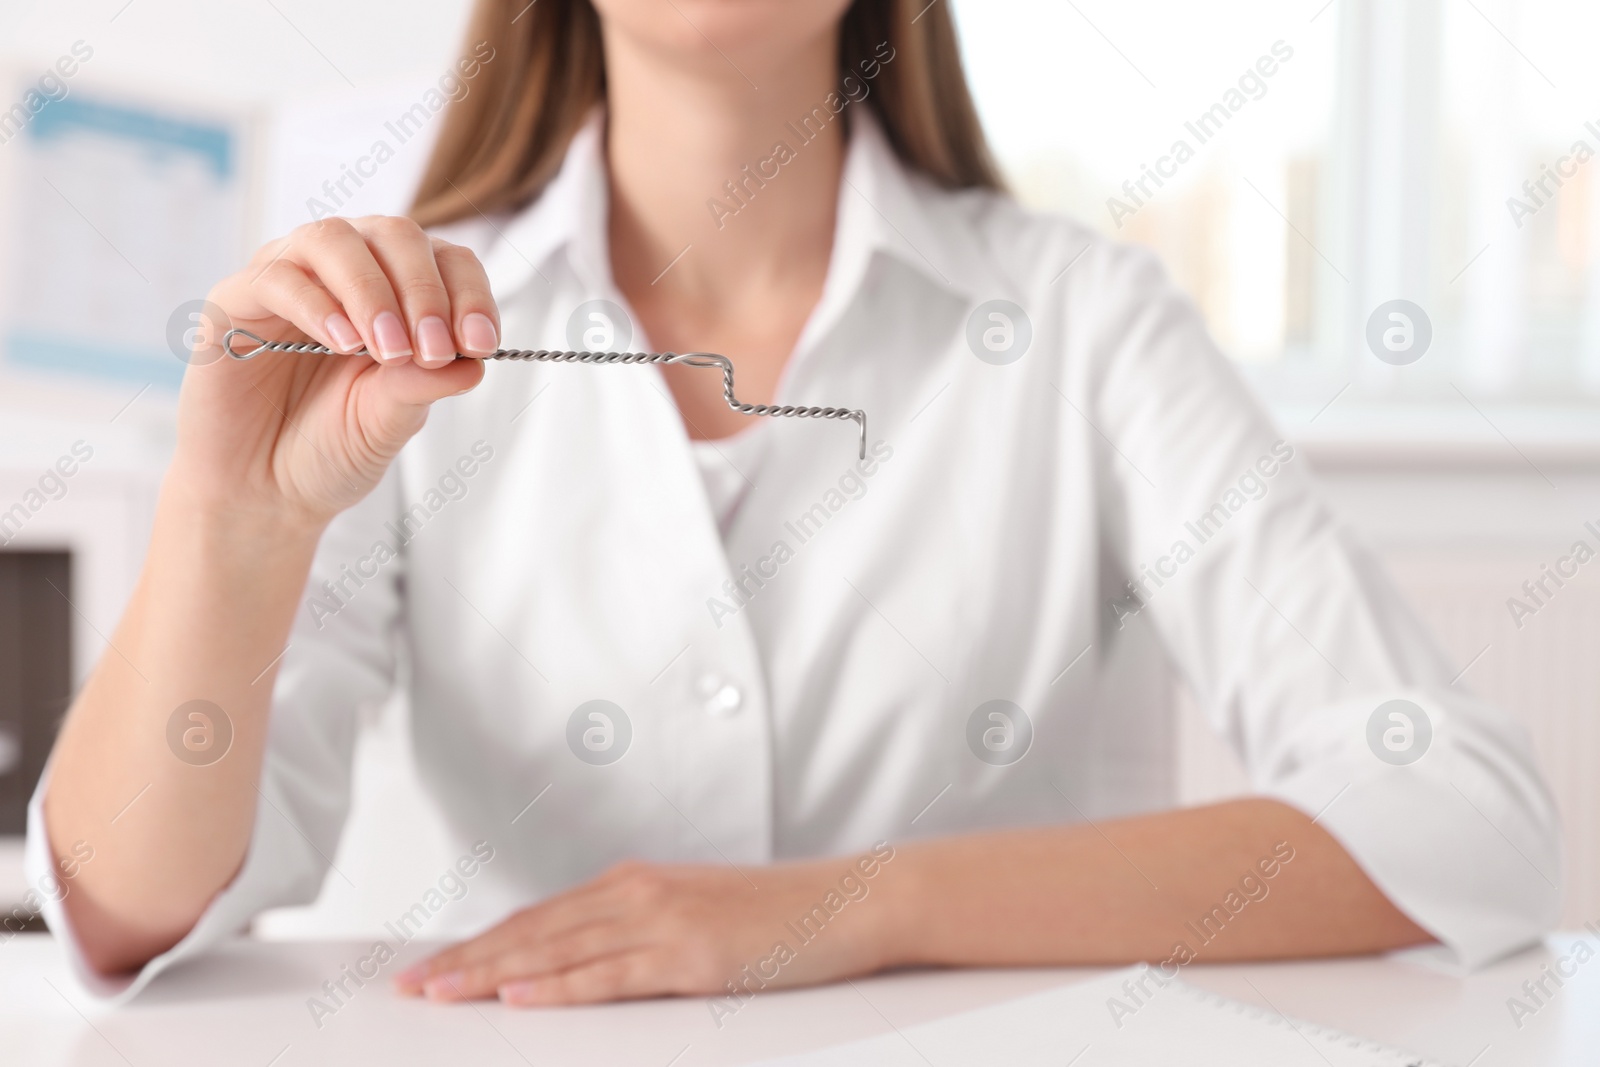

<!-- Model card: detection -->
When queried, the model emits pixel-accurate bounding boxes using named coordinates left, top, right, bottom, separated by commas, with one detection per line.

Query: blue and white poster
left=1, top=86, right=252, bottom=388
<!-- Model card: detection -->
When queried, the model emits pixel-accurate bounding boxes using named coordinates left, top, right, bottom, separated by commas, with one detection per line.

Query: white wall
left=0, top=1, right=473, bottom=104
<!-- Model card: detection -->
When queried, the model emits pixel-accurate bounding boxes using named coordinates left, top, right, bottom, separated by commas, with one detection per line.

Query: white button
left=696, top=672, right=744, bottom=717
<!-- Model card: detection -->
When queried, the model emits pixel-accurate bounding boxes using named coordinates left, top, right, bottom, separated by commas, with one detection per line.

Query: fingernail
left=395, top=964, right=425, bottom=985
left=461, top=312, right=498, bottom=354
left=325, top=312, right=362, bottom=353
left=498, top=981, right=537, bottom=1005
left=417, top=316, right=456, bottom=366
left=373, top=310, right=413, bottom=362
left=423, top=972, right=466, bottom=1001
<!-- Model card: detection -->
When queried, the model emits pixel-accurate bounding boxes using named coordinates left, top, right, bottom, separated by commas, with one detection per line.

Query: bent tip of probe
left=221, top=328, right=269, bottom=360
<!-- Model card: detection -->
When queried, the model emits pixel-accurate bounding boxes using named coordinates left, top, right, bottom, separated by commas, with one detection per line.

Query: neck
left=602, top=29, right=844, bottom=318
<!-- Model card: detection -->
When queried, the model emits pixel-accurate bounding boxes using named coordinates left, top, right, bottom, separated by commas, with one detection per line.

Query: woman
left=32, top=0, right=1559, bottom=1006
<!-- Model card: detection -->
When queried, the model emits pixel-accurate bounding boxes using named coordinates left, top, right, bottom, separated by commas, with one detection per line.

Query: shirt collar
left=832, top=106, right=986, bottom=302
left=479, top=110, right=611, bottom=302
left=480, top=104, right=989, bottom=312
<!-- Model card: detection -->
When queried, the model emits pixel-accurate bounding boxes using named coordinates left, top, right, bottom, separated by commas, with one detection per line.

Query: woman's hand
left=394, top=857, right=902, bottom=1007
left=176, top=215, right=499, bottom=530
left=48, top=219, right=503, bottom=974
left=388, top=805, right=1438, bottom=1011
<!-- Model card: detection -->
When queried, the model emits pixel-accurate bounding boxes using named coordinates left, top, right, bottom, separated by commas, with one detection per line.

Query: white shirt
left=692, top=424, right=770, bottom=534
left=29, top=110, right=1561, bottom=1001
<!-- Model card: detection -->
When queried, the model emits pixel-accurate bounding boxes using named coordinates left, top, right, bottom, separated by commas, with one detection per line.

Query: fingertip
left=498, top=981, right=537, bottom=1007
left=324, top=312, right=363, bottom=354
left=460, top=311, right=499, bottom=356
left=423, top=972, right=467, bottom=1002
left=416, top=316, right=457, bottom=369
left=368, top=350, right=484, bottom=407
left=448, top=357, right=487, bottom=396
left=373, top=310, right=414, bottom=364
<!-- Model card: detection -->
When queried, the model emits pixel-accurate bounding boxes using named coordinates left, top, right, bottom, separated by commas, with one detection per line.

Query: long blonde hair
left=410, top=0, right=1003, bottom=227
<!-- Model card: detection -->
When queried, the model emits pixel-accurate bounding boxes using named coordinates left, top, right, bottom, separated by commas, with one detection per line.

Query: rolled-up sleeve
left=1083, top=242, right=1562, bottom=968
left=24, top=466, right=406, bottom=1003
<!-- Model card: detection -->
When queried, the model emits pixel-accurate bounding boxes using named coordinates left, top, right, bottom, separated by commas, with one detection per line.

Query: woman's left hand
left=393, top=856, right=903, bottom=1006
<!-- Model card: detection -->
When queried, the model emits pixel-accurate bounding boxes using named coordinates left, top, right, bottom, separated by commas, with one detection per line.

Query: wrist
left=141, top=483, right=324, bottom=647
left=156, top=475, right=328, bottom=553
left=149, top=484, right=327, bottom=598
left=863, top=842, right=930, bottom=970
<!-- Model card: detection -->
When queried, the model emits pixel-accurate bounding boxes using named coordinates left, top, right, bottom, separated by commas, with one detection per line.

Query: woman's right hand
left=44, top=214, right=501, bottom=974
left=174, top=215, right=498, bottom=529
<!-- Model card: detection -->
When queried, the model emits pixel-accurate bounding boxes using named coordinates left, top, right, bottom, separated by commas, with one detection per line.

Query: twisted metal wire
left=222, top=329, right=867, bottom=458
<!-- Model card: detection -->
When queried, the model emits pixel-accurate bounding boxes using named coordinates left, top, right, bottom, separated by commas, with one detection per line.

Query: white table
left=5, top=933, right=1596, bottom=1065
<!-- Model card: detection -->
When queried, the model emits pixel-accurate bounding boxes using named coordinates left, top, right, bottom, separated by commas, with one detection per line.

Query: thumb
left=355, top=358, right=487, bottom=455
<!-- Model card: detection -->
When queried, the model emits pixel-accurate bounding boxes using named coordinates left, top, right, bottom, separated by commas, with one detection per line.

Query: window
left=954, top=0, right=1597, bottom=409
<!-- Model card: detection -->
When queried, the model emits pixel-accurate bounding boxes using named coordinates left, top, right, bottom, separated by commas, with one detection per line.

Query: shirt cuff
left=22, top=763, right=318, bottom=1004
left=1263, top=690, right=1562, bottom=970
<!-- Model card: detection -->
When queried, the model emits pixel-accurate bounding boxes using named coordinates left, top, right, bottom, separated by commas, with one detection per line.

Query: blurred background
left=0, top=0, right=1596, bottom=938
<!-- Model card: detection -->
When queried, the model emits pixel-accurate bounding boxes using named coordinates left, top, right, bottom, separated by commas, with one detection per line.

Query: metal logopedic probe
left=221, top=329, right=868, bottom=459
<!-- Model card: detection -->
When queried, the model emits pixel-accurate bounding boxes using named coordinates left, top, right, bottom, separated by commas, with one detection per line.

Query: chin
left=592, top=0, right=855, bottom=69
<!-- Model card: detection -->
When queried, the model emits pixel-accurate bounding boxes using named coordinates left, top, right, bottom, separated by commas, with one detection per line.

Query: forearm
left=876, top=798, right=1432, bottom=968
left=42, top=482, right=323, bottom=974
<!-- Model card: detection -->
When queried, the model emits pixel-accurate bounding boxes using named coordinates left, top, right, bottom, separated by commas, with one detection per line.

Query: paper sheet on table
left=758, top=966, right=1442, bottom=1066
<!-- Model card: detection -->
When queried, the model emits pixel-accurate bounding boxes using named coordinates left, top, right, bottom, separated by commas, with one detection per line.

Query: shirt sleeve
left=1078, top=240, right=1562, bottom=969
left=24, top=466, right=406, bottom=1003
